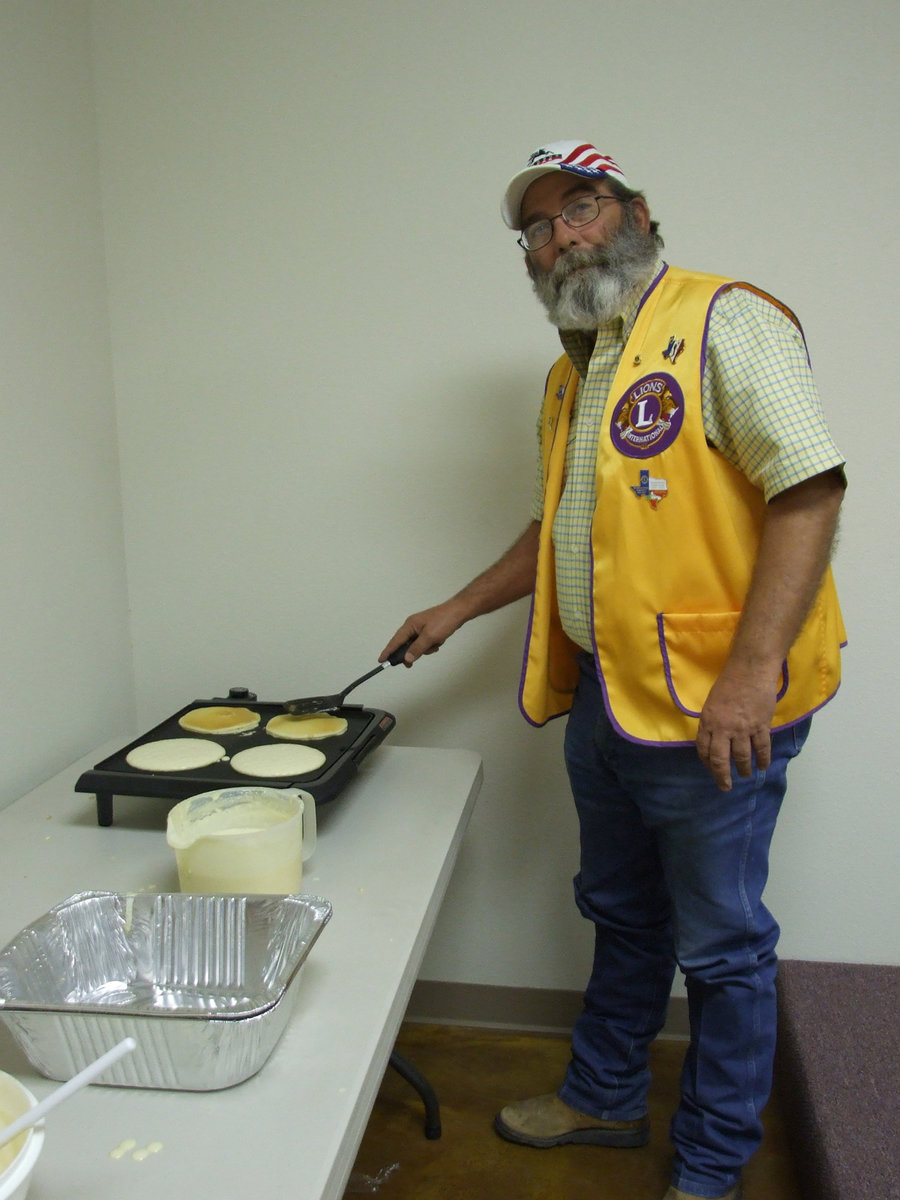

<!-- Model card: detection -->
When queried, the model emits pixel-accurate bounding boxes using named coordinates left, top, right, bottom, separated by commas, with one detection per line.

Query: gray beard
left=528, top=210, right=660, bottom=331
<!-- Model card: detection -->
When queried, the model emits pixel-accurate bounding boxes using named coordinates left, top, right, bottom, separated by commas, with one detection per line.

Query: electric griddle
left=75, top=687, right=396, bottom=826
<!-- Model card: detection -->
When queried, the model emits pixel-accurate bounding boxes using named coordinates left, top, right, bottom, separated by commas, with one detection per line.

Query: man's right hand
left=379, top=601, right=468, bottom=666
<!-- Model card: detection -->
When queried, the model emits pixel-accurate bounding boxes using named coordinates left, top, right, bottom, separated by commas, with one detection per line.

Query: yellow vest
left=519, top=265, right=845, bottom=744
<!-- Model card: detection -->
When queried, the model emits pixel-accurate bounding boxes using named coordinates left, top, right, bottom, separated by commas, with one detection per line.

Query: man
left=381, top=141, right=846, bottom=1200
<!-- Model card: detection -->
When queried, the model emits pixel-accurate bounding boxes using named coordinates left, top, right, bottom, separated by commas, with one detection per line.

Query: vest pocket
left=657, top=610, right=789, bottom=716
left=657, top=611, right=741, bottom=717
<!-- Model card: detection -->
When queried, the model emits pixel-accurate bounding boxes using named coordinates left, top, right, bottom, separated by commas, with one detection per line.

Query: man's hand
left=696, top=663, right=779, bottom=791
left=380, top=601, right=469, bottom=666
left=693, top=469, right=844, bottom=792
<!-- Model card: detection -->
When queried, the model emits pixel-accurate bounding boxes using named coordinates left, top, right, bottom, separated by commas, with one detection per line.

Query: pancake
left=178, top=706, right=260, bottom=735
left=230, top=744, right=326, bottom=778
left=266, top=712, right=348, bottom=741
left=126, top=738, right=227, bottom=772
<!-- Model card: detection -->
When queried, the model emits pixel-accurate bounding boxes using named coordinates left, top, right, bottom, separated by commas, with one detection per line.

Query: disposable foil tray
left=0, top=890, right=331, bottom=1091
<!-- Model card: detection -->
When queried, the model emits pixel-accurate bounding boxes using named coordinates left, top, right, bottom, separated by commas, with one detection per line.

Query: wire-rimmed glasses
left=517, top=193, right=623, bottom=252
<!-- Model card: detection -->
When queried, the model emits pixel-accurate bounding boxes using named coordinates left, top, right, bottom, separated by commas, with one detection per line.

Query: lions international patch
left=610, top=373, right=684, bottom=459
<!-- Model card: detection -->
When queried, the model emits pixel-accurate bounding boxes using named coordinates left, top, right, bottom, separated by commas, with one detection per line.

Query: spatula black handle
left=332, top=637, right=418, bottom=703
left=385, top=636, right=416, bottom=667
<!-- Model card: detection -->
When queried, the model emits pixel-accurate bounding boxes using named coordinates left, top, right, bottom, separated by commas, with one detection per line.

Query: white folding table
left=0, top=741, right=482, bottom=1199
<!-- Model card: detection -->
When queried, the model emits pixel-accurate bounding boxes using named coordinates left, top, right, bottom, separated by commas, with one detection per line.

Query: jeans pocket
left=785, top=715, right=813, bottom=757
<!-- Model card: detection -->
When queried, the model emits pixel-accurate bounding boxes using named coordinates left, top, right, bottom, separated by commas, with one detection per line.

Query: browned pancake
left=178, top=706, right=260, bottom=734
left=266, top=712, right=348, bottom=741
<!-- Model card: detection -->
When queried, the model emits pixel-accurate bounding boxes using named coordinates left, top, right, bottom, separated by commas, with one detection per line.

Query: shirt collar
left=558, top=258, right=667, bottom=378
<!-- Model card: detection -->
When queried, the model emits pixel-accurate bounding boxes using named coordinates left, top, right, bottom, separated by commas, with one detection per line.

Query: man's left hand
left=695, top=470, right=845, bottom=792
left=696, top=665, right=778, bottom=791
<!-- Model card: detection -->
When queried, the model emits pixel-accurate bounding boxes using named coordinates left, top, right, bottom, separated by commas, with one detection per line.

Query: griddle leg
left=96, top=793, right=113, bottom=827
left=389, top=1050, right=441, bottom=1139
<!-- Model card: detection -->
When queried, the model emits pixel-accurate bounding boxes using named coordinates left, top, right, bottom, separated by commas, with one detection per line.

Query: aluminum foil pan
left=0, top=891, right=331, bottom=1091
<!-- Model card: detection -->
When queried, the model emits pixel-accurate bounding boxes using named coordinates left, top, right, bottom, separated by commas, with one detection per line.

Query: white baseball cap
left=501, top=140, right=629, bottom=230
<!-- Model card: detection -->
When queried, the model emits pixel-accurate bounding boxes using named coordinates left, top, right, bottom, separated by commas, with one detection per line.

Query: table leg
left=389, top=1050, right=441, bottom=1139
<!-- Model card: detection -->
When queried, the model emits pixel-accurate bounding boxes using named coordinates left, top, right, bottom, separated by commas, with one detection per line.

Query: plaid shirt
left=531, top=262, right=845, bottom=652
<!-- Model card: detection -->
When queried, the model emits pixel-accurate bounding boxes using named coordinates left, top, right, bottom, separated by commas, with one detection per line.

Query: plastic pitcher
left=166, top=786, right=316, bottom=895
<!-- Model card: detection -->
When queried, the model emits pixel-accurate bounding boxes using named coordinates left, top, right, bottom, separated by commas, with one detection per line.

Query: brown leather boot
left=494, top=1092, right=650, bottom=1148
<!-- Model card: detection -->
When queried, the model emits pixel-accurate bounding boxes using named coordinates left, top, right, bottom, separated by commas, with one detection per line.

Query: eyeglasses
left=517, top=194, right=623, bottom=252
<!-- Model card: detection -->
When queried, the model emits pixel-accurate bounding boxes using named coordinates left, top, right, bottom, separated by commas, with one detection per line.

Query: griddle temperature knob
left=221, top=686, right=258, bottom=701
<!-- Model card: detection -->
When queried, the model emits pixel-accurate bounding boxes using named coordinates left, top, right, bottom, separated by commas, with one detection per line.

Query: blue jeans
left=558, top=653, right=810, bottom=1198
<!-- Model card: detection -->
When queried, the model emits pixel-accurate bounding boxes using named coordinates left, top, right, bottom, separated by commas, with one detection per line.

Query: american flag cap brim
left=501, top=140, right=629, bottom=230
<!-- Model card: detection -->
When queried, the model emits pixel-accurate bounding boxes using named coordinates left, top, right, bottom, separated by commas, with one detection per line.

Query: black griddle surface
left=75, top=693, right=395, bottom=826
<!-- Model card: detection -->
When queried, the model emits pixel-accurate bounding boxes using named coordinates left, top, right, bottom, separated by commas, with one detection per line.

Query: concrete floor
left=346, top=1023, right=803, bottom=1200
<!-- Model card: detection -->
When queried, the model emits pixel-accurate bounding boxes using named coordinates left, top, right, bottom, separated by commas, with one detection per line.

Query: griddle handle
left=350, top=713, right=397, bottom=765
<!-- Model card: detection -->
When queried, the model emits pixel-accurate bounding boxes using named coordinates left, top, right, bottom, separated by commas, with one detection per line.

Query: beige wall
left=3, top=1, right=897, bottom=990
left=0, top=0, right=133, bottom=808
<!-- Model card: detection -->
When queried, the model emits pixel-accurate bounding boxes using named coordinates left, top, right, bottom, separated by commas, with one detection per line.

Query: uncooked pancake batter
left=230, top=743, right=326, bottom=778
left=126, top=738, right=227, bottom=772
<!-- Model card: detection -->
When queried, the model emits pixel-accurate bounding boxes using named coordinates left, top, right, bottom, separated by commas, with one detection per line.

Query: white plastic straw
left=0, top=1037, right=136, bottom=1151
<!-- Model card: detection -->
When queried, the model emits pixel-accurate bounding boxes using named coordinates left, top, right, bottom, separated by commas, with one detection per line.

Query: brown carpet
left=345, top=1024, right=802, bottom=1199
left=776, top=961, right=900, bottom=1200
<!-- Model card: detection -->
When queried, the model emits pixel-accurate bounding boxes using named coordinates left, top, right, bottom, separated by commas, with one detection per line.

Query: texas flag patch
left=631, top=469, right=668, bottom=509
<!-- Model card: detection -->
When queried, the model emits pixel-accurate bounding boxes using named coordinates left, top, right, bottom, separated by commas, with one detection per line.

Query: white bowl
left=0, top=1071, right=44, bottom=1200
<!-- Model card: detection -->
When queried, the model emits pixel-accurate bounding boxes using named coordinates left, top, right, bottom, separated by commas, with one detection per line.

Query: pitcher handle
left=299, top=791, right=317, bottom=861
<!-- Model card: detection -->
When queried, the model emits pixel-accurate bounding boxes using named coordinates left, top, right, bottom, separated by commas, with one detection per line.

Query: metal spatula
left=284, top=639, right=415, bottom=716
